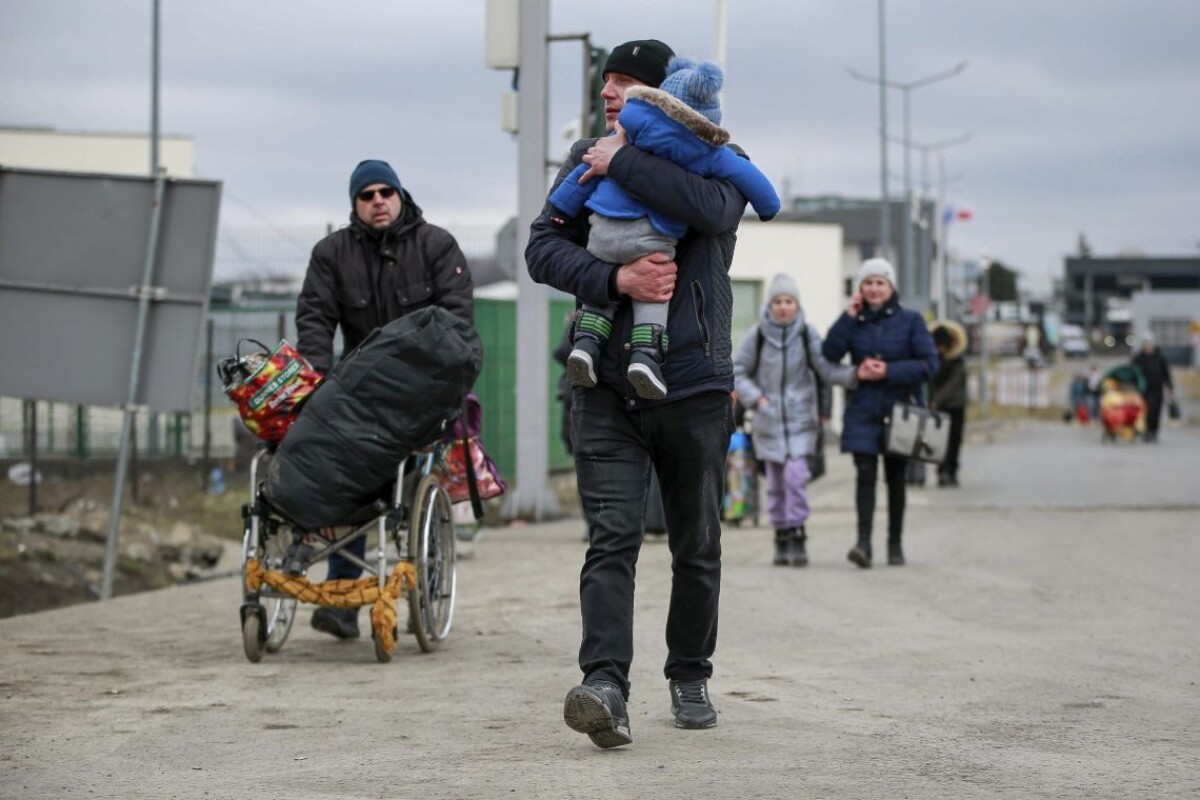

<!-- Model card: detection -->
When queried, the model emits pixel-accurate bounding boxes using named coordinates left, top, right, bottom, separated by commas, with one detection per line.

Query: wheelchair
left=239, top=446, right=456, bottom=664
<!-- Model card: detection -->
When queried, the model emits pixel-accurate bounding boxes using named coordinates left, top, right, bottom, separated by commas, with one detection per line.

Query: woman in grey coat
left=733, top=274, right=857, bottom=566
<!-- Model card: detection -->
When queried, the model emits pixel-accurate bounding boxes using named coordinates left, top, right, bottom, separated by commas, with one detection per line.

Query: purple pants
left=764, top=457, right=811, bottom=530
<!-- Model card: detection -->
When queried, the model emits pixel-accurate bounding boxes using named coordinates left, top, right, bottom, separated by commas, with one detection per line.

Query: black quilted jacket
left=296, top=192, right=474, bottom=375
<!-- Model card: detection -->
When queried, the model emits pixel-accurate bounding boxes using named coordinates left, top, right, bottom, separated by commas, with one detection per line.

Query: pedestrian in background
left=733, top=273, right=855, bottom=566
left=929, top=320, right=968, bottom=487
left=822, top=258, right=938, bottom=568
left=1131, top=332, right=1174, bottom=442
left=1085, top=363, right=1102, bottom=422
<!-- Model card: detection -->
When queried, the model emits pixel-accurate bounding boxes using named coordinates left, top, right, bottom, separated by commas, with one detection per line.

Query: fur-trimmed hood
left=625, top=85, right=730, bottom=147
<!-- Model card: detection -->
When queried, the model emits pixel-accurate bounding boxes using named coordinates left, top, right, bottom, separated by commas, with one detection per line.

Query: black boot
left=847, top=538, right=872, bottom=569
left=773, top=529, right=792, bottom=566
left=790, top=527, right=809, bottom=567
left=311, top=606, right=361, bottom=639
left=887, top=537, right=906, bottom=566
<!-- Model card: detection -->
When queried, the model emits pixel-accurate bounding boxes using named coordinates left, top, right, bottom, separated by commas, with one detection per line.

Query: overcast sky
left=2, top=0, right=1197, bottom=292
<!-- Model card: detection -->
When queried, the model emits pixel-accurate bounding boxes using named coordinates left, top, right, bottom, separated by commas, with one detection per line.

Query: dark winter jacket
left=930, top=356, right=968, bottom=410
left=296, top=192, right=474, bottom=375
left=526, top=136, right=752, bottom=406
left=1132, top=349, right=1173, bottom=400
left=733, top=307, right=856, bottom=463
left=548, top=86, right=779, bottom=238
left=822, top=297, right=939, bottom=455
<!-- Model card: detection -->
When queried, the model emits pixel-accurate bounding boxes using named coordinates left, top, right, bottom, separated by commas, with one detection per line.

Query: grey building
left=1063, top=257, right=1200, bottom=343
left=777, top=195, right=938, bottom=311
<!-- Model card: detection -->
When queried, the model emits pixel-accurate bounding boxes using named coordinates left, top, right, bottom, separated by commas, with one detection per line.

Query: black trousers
left=939, top=407, right=966, bottom=478
left=853, top=453, right=907, bottom=544
left=571, top=386, right=732, bottom=699
left=1144, top=393, right=1164, bottom=436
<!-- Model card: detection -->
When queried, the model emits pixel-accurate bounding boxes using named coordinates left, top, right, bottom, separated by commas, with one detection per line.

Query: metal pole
left=130, top=413, right=140, bottom=505
left=877, top=0, right=889, bottom=261
left=26, top=400, right=38, bottom=517
left=202, top=318, right=214, bottom=491
left=150, top=0, right=160, bottom=175
left=979, top=262, right=990, bottom=420
left=580, top=34, right=590, bottom=141
left=850, top=58, right=967, bottom=269
left=714, top=0, right=729, bottom=65
left=901, top=87, right=913, bottom=295
left=510, top=0, right=559, bottom=520
left=935, top=152, right=947, bottom=316
left=101, top=171, right=167, bottom=600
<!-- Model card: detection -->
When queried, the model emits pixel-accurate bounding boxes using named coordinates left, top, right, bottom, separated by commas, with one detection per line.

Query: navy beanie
left=659, top=57, right=724, bottom=125
left=602, top=39, right=675, bottom=88
left=349, top=159, right=401, bottom=203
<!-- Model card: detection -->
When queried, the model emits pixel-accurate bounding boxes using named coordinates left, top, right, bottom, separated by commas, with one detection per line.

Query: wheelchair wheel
left=407, top=475, right=457, bottom=653
left=241, top=605, right=265, bottom=663
left=260, top=533, right=297, bottom=653
left=242, top=524, right=298, bottom=654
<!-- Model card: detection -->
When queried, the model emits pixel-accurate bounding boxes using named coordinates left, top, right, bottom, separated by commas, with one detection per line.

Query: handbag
left=217, top=339, right=323, bottom=443
left=806, top=426, right=826, bottom=481
left=1167, top=399, right=1181, bottom=420
left=438, top=436, right=506, bottom=505
left=434, top=392, right=507, bottom=516
left=884, top=401, right=950, bottom=464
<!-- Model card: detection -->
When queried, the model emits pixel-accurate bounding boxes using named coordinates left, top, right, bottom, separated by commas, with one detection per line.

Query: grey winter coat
left=733, top=307, right=856, bottom=463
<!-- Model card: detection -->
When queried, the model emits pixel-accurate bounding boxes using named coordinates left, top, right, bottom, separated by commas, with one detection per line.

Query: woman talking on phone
left=822, top=258, right=938, bottom=568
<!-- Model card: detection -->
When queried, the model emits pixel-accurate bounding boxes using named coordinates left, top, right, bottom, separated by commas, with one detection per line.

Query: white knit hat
left=856, top=257, right=896, bottom=289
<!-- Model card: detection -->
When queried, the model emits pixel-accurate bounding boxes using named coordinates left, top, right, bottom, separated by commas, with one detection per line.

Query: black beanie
left=602, top=39, right=675, bottom=88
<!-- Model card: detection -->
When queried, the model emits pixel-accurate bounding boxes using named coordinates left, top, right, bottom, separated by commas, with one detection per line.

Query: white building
left=728, top=218, right=844, bottom=338
left=0, top=126, right=194, bottom=177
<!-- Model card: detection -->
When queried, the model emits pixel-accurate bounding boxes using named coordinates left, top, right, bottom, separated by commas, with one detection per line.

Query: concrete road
left=2, top=420, right=1198, bottom=799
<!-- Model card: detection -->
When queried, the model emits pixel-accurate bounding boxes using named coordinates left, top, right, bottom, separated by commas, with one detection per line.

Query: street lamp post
left=903, top=132, right=971, bottom=315
left=848, top=59, right=968, bottom=296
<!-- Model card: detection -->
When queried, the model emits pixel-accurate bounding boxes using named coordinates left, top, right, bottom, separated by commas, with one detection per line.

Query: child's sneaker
left=627, top=323, right=668, bottom=400
left=567, top=336, right=601, bottom=388
left=627, top=351, right=667, bottom=400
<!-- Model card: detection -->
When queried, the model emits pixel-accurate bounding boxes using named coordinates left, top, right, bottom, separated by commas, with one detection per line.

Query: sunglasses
left=357, top=187, right=397, bottom=202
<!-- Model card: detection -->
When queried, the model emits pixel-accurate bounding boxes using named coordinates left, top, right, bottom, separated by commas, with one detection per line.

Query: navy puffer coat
left=822, top=297, right=938, bottom=455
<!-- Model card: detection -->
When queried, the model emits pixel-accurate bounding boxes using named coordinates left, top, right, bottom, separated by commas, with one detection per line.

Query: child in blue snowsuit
left=549, top=57, right=780, bottom=400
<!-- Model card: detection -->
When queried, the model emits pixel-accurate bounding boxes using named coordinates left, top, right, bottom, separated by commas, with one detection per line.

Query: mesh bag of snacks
left=217, top=339, right=323, bottom=443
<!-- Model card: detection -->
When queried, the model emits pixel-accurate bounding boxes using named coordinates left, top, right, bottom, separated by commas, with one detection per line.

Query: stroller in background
left=1099, top=364, right=1147, bottom=443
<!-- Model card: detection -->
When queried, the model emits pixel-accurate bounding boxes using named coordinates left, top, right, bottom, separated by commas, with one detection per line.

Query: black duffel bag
left=264, top=306, right=482, bottom=531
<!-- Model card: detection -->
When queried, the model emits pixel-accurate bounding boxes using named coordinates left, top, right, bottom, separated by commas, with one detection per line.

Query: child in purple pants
left=733, top=274, right=857, bottom=565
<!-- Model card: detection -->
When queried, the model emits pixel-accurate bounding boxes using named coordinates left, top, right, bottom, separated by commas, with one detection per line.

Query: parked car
left=1061, top=325, right=1090, bottom=358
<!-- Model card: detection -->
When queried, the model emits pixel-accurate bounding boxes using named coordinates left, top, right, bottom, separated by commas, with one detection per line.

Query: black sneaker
left=563, top=682, right=632, bottom=748
left=566, top=336, right=602, bottom=389
left=311, top=607, right=360, bottom=640
left=847, top=544, right=872, bottom=569
left=668, top=679, right=717, bottom=729
left=627, top=350, right=667, bottom=400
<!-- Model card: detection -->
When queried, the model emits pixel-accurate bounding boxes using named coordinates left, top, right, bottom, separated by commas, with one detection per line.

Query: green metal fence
left=471, top=297, right=575, bottom=480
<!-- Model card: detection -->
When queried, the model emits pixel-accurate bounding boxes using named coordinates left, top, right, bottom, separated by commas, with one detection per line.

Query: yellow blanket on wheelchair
left=244, top=559, right=415, bottom=655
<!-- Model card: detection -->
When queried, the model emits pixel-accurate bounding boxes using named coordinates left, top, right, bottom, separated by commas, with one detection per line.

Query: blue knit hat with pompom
left=658, top=57, right=724, bottom=125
